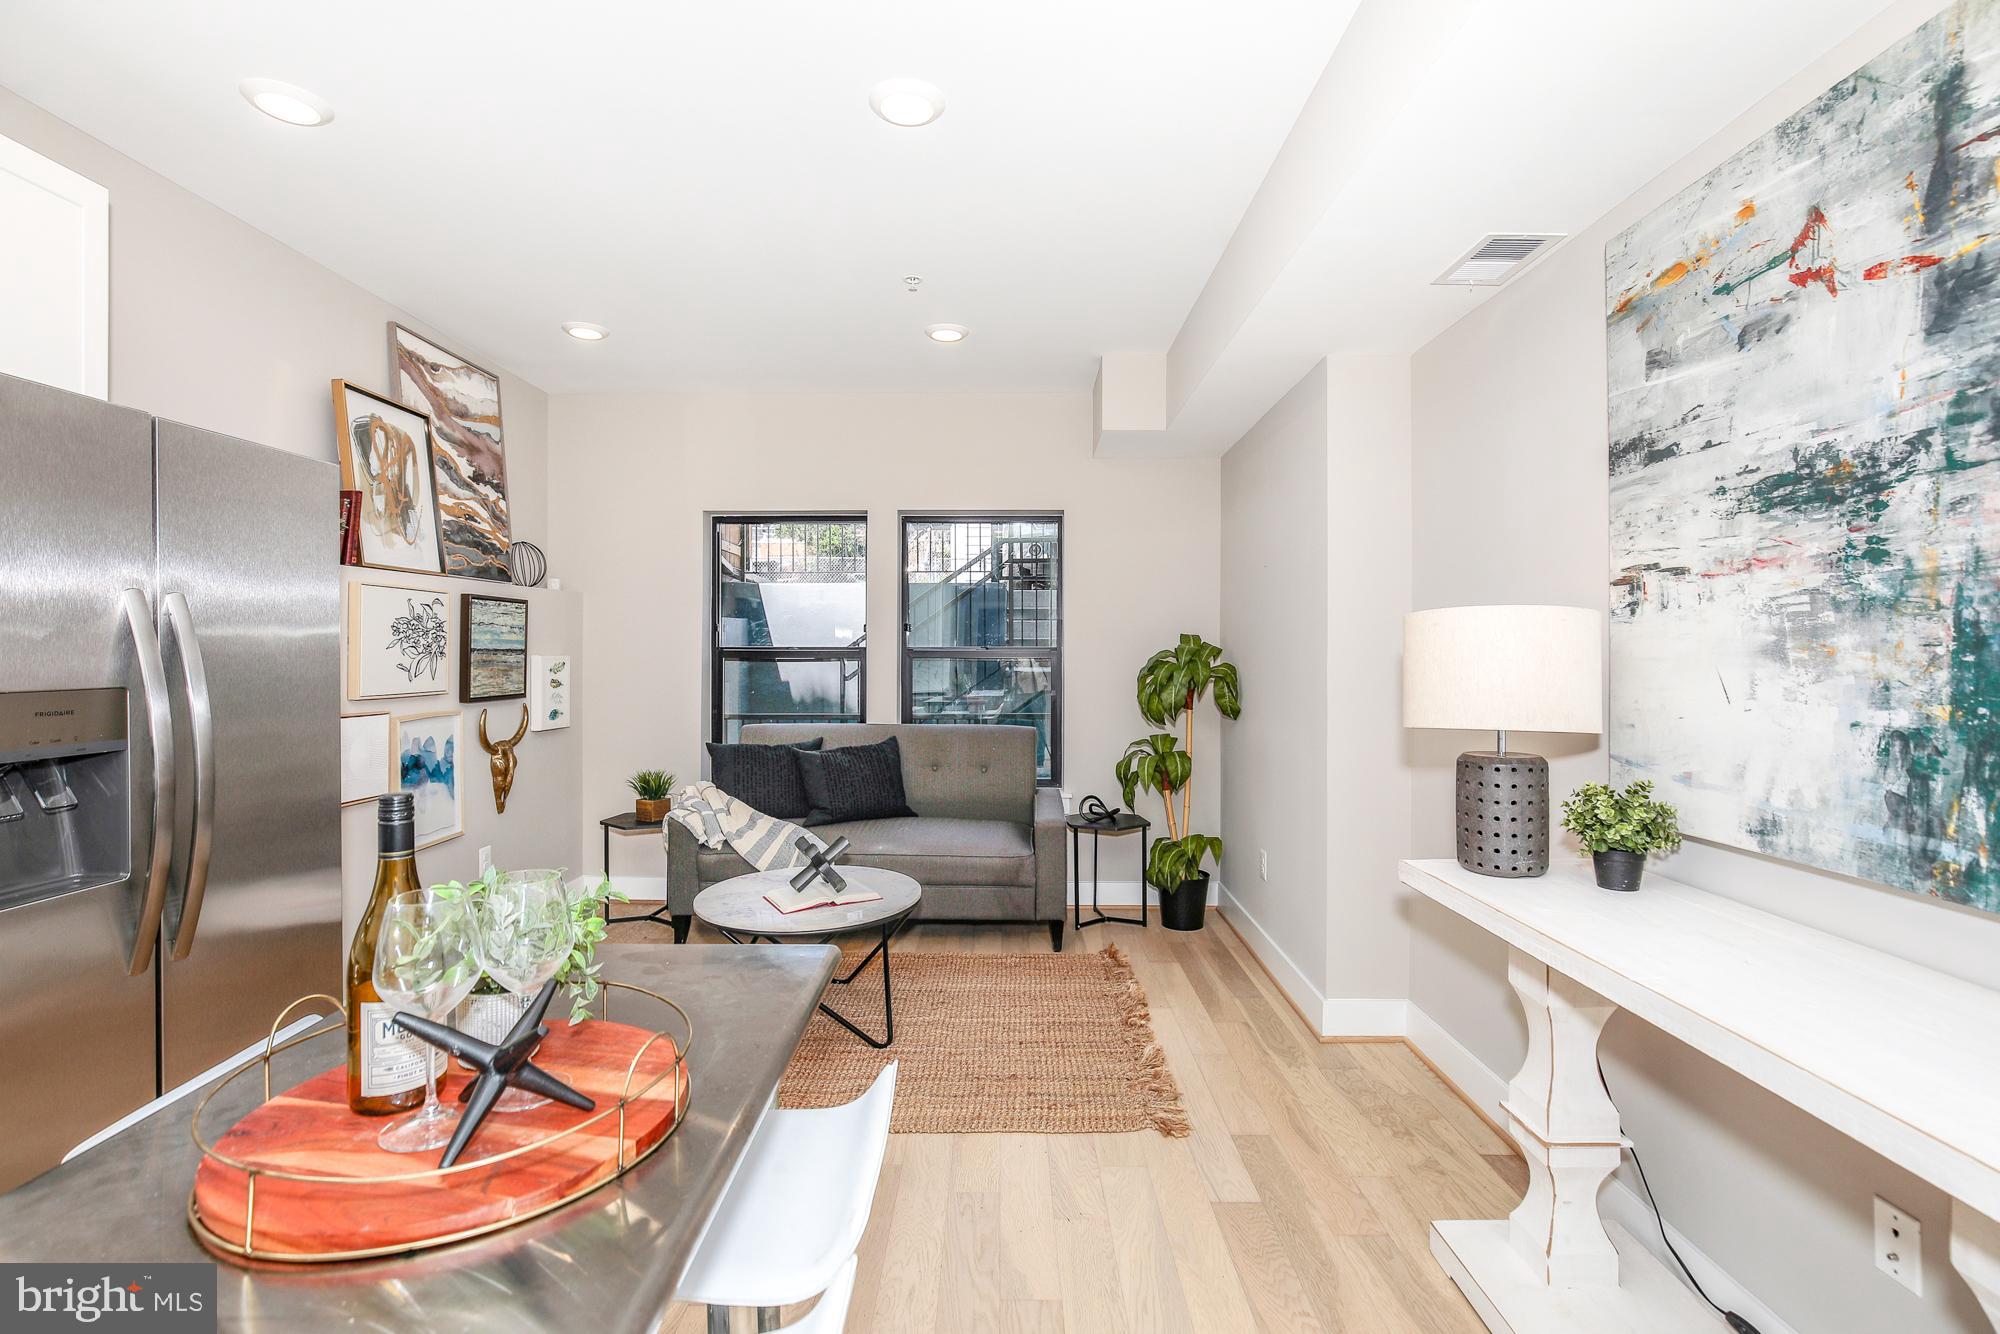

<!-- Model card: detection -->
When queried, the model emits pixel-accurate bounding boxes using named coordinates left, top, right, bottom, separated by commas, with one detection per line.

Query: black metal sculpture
left=391, top=978, right=594, bottom=1168
left=789, top=834, right=851, bottom=894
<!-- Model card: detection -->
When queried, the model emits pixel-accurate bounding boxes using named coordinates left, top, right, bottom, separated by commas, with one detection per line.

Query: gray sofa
left=666, top=722, right=1068, bottom=949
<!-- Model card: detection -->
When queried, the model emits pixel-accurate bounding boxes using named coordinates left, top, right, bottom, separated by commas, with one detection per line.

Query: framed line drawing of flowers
left=346, top=582, right=452, bottom=700
left=390, top=324, right=513, bottom=581
left=331, top=378, right=444, bottom=575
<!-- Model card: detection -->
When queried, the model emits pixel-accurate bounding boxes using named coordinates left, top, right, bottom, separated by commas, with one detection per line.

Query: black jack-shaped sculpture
left=789, top=834, right=851, bottom=894
left=391, top=977, right=594, bottom=1168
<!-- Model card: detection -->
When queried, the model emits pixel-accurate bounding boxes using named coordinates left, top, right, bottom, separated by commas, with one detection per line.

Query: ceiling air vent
left=1433, top=233, right=1566, bottom=287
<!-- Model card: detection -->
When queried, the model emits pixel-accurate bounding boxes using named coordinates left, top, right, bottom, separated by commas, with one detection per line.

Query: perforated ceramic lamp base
left=1455, top=750, right=1550, bottom=878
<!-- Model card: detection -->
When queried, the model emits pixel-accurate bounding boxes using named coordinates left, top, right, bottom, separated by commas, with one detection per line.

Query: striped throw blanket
left=666, top=781, right=827, bottom=871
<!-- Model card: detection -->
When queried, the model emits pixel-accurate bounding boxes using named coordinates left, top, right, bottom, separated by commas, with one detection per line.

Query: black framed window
left=901, top=514, right=1061, bottom=782
left=712, top=515, right=867, bottom=744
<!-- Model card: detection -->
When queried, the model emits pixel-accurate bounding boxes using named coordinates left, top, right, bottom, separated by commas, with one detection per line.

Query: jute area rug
left=605, top=915, right=1186, bottom=1136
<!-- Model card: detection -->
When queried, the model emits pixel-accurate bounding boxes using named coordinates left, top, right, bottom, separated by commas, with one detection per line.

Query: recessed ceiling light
left=870, top=79, right=946, bottom=128
left=239, top=78, right=333, bottom=127
left=561, top=322, right=610, bottom=342
left=925, top=324, right=969, bottom=344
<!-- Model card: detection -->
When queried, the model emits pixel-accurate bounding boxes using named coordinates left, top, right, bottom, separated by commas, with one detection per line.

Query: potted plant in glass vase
left=1115, top=633, right=1241, bottom=931
left=1559, top=779, right=1682, bottom=891
left=451, top=872, right=631, bottom=1053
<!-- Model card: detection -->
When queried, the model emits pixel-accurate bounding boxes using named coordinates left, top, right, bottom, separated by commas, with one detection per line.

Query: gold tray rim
left=185, top=981, right=693, bottom=1264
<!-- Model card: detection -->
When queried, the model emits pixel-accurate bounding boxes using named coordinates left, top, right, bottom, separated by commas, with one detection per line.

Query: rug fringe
left=1100, top=943, right=1192, bottom=1138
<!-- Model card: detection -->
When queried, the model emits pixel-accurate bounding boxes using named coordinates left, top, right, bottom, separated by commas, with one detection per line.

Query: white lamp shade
left=1402, top=604, right=1603, bottom=735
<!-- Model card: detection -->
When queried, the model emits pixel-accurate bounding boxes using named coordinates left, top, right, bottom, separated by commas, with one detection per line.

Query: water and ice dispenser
left=0, top=689, right=131, bottom=909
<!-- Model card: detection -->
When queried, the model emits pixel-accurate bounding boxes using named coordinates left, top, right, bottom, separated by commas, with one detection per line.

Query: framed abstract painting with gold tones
left=331, top=379, right=444, bottom=575
left=1606, top=0, right=2000, bottom=913
left=391, top=324, right=513, bottom=581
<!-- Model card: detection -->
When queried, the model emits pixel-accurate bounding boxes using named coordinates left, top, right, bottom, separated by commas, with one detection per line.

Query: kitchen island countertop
left=0, top=942, right=839, bottom=1333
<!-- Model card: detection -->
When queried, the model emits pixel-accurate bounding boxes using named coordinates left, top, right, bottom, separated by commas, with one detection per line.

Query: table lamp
left=1402, top=605, right=1603, bottom=878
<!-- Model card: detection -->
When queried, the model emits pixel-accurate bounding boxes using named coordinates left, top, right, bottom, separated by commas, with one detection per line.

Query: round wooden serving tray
left=190, top=1017, right=686, bottom=1263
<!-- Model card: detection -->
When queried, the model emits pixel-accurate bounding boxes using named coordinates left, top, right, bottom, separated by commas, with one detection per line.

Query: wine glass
left=372, top=888, right=480, bottom=1153
left=473, top=871, right=576, bottom=1112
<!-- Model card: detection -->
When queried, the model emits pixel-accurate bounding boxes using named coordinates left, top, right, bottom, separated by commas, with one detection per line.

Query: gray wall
left=0, top=86, right=580, bottom=935
left=1219, top=354, right=1413, bottom=1027
left=545, top=391, right=1224, bottom=885
left=1222, top=362, right=1331, bottom=992
left=1409, top=2, right=1999, bottom=1329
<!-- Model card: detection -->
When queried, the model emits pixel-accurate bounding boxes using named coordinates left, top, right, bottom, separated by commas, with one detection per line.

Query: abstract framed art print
left=460, top=594, right=527, bottom=703
left=392, top=709, right=462, bottom=850
left=332, top=379, right=444, bottom=575
left=390, top=324, right=513, bottom=581
left=1606, top=0, right=2000, bottom=913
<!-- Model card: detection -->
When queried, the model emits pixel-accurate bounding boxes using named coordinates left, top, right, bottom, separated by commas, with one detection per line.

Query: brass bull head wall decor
left=478, top=705, right=530, bottom=813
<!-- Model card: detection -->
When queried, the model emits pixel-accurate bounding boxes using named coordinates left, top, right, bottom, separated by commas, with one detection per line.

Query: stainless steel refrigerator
left=0, top=371, right=340, bottom=1194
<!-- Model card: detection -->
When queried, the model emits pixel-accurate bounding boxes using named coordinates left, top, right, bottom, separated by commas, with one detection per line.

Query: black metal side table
left=599, top=811, right=670, bottom=926
left=1067, top=811, right=1151, bottom=929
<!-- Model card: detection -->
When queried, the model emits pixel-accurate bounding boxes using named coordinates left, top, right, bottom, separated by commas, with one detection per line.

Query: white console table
left=1401, top=856, right=2000, bottom=1334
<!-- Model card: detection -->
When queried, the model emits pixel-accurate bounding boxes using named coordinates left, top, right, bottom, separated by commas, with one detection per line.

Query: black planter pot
left=1592, top=849, right=1647, bottom=892
left=1159, top=873, right=1209, bottom=931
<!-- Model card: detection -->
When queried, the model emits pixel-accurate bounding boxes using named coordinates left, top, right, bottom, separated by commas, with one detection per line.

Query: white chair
left=769, top=1254, right=856, bottom=1334
left=677, top=1063, right=896, bottom=1333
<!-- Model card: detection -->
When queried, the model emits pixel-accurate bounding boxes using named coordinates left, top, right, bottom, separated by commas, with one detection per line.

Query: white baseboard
left=1079, top=878, right=1219, bottom=908
left=608, top=874, right=668, bottom=902
left=1215, top=883, right=1330, bottom=1029
left=1320, top=997, right=1408, bottom=1038
left=1402, top=1004, right=1796, bottom=1334
left=1406, top=1002, right=1510, bottom=1124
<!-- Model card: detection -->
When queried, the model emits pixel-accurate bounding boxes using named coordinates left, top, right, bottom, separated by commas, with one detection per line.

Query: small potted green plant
left=628, top=769, right=677, bottom=823
left=1559, top=780, right=1682, bottom=891
left=1115, top=634, right=1241, bottom=931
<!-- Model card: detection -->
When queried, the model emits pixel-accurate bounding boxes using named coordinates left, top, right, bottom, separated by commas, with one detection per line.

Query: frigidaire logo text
left=13, top=1273, right=205, bottom=1323
left=31, top=709, right=76, bottom=718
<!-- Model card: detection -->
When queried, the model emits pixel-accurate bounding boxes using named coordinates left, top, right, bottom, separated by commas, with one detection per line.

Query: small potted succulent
left=1115, top=633, right=1241, bottom=931
left=1559, top=779, right=1682, bottom=891
left=627, top=769, right=677, bottom=823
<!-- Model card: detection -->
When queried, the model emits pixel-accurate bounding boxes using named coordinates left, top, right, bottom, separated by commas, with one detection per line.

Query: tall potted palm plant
left=1114, top=633, right=1241, bottom=931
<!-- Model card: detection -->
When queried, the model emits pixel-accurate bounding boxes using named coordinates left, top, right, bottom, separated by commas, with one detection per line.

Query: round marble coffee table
left=692, top=867, right=921, bottom=1048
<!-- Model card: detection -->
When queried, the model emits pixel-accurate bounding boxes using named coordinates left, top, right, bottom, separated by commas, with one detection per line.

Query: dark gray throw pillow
left=704, top=738, right=824, bottom=820
left=796, top=737, right=916, bottom=825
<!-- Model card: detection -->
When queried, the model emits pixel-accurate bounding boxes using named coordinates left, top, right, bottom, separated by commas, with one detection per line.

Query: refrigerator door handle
left=120, top=587, right=176, bottom=975
left=161, top=591, right=215, bottom=961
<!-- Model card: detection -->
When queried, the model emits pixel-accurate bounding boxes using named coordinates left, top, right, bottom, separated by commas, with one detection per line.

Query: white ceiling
left=0, top=0, right=1356, bottom=395
left=1123, top=0, right=1912, bottom=456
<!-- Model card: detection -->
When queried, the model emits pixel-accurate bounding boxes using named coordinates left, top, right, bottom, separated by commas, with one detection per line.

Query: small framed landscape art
left=390, top=323, right=513, bottom=581
left=332, top=379, right=444, bottom=574
left=530, top=653, right=571, bottom=731
left=392, top=709, right=462, bottom=850
left=347, top=583, right=452, bottom=699
left=460, top=593, right=528, bottom=702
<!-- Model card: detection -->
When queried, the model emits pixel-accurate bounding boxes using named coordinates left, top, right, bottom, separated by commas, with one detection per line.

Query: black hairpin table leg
left=1073, top=822, right=1145, bottom=929
left=718, top=910, right=908, bottom=1048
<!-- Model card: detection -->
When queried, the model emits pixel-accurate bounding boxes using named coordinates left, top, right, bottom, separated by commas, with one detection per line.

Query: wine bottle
left=347, top=793, right=427, bottom=1114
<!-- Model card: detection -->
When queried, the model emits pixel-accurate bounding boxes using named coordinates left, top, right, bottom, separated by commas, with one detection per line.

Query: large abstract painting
left=391, top=324, right=512, bottom=581
left=1607, top=0, right=2000, bottom=913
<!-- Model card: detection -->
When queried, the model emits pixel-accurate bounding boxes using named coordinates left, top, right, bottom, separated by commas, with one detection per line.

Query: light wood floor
left=657, top=911, right=1522, bottom=1333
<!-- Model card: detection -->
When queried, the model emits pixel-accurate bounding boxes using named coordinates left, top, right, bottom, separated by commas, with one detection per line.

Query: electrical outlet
left=478, top=845, right=493, bottom=878
left=1259, top=849, right=1269, bottom=881
left=1875, top=1196, right=1923, bottom=1295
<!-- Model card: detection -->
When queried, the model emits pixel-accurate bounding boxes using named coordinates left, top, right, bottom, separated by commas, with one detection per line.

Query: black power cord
left=1598, top=1059, right=1763, bottom=1334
